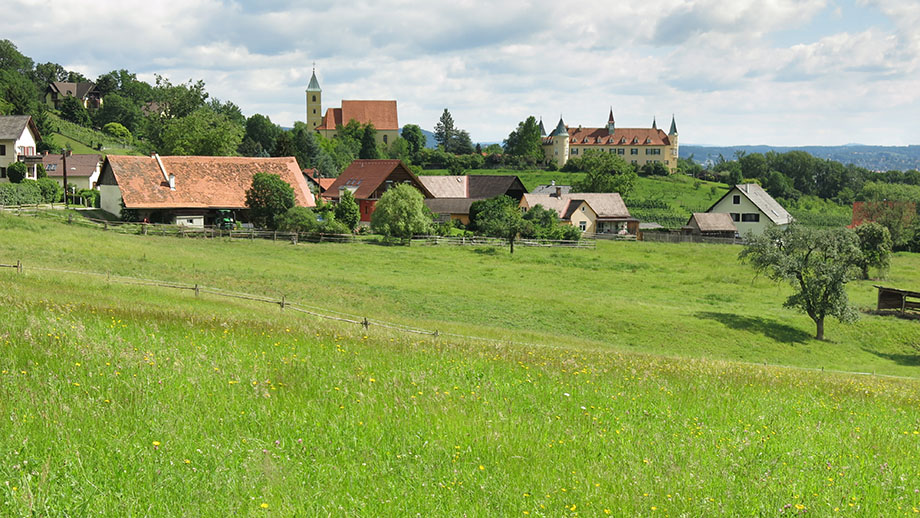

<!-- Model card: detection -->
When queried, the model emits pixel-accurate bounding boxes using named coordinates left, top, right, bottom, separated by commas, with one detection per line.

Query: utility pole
left=62, top=149, right=71, bottom=209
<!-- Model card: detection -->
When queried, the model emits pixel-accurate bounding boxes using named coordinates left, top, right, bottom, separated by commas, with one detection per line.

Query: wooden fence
left=640, top=231, right=745, bottom=246
left=2, top=208, right=596, bottom=249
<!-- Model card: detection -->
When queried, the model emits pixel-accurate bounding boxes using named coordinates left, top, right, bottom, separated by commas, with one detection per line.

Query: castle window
left=312, top=95, right=316, bottom=102
left=571, top=148, right=578, bottom=155
left=617, top=149, right=624, bottom=155
left=630, top=149, right=638, bottom=155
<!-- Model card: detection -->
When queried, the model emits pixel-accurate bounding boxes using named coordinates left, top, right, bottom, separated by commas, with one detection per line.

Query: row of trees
left=244, top=174, right=578, bottom=253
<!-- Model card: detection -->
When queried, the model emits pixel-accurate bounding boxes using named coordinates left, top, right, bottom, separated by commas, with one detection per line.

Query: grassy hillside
left=2, top=214, right=920, bottom=515
left=46, top=112, right=143, bottom=156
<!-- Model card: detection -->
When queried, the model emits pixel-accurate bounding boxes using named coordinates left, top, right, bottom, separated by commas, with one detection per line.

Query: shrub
left=0, top=181, right=43, bottom=205
left=77, top=188, right=99, bottom=207
left=370, top=183, right=432, bottom=239
left=6, top=162, right=27, bottom=183
left=245, top=173, right=296, bottom=229
left=276, top=206, right=319, bottom=233
left=36, top=178, right=64, bottom=203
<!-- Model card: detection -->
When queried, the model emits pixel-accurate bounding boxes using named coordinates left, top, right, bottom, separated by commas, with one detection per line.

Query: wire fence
left=3, top=259, right=918, bottom=382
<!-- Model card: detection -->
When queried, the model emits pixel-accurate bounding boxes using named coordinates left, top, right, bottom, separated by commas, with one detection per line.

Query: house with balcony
left=0, top=116, right=42, bottom=182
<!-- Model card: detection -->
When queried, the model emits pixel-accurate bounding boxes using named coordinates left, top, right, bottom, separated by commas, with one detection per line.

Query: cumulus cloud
left=0, top=0, right=917, bottom=145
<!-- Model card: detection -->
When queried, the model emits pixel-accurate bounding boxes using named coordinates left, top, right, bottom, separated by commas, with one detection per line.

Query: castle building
left=305, top=69, right=399, bottom=146
left=543, top=109, right=679, bottom=173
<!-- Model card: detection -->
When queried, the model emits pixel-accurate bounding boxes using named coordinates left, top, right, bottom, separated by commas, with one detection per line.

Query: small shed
left=684, top=212, right=737, bottom=238
left=874, top=286, right=920, bottom=315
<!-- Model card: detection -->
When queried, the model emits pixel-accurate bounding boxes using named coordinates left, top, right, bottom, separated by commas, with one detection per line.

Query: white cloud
left=1, top=0, right=918, bottom=145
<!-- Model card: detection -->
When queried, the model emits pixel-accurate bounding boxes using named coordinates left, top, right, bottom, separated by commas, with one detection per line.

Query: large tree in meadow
left=739, top=225, right=862, bottom=340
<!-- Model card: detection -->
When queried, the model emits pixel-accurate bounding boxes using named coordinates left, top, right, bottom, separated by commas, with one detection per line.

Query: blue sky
left=2, top=0, right=917, bottom=146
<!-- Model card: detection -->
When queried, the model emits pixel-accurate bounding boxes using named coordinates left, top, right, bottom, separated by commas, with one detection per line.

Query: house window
left=383, top=134, right=388, bottom=144
left=0, top=167, right=5, bottom=178
left=0, top=144, right=5, bottom=155
left=630, top=148, right=638, bottom=155
left=617, top=149, right=624, bottom=155
left=732, top=195, right=741, bottom=204
left=741, top=213, right=760, bottom=222
left=631, top=160, right=637, bottom=165
left=645, top=148, right=661, bottom=155
left=571, top=148, right=578, bottom=155
left=731, top=213, right=740, bottom=222
left=579, top=221, right=586, bottom=231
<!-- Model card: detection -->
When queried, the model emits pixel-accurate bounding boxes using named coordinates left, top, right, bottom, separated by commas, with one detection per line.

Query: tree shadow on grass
left=863, top=348, right=920, bottom=366
left=694, top=311, right=812, bottom=344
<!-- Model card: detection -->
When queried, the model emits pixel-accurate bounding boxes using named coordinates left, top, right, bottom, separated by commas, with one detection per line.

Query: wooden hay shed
left=874, top=286, right=920, bottom=315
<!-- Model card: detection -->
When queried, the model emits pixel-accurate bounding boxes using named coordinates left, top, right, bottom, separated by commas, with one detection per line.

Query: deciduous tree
left=503, top=116, right=543, bottom=161
left=854, top=222, right=892, bottom=279
left=245, top=173, right=296, bottom=229
left=334, top=189, right=361, bottom=232
left=370, top=183, right=432, bottom=240
left=571, top=150, right=637, bottom=197
left=739, top=225, right=862, bottom=340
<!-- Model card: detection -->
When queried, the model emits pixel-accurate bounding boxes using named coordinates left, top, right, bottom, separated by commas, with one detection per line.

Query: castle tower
left=550, top=117, right=569, bottom=167
left=652, top=116, right=657, bottom=130
left=668, top=114, right=679, bottom=167
left=306, top=67, right=322, bottom=131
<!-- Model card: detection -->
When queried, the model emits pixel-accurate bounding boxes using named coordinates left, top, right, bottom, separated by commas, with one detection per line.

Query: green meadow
left=2, top=213, right=920, bottom=516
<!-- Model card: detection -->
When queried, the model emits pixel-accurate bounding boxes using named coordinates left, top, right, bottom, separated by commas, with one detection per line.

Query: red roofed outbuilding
left=98, top=154, right=315, bottom=226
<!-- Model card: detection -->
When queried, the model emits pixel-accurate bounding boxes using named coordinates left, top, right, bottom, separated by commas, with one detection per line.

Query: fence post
left=67, top=213, right=73, bottom=224
left=273, top=231, right=277, bottom=241
left=280, top=295, right=285, bottom=311
left=292, top=233, right=298, bottom=245
left=16, top=260, right=22, bottom=274
left=194, top=284, right=200, bottom=297
left=362, top=318, right=370, bottom=331
left=250, top=229, right=254, bottom=240
left=104, top=221, right=108, bottom=231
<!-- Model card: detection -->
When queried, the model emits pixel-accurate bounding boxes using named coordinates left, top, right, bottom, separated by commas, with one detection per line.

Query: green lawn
left=2, top=213, right=920, bottom=515
left=48, top=133, right=142, bottom=157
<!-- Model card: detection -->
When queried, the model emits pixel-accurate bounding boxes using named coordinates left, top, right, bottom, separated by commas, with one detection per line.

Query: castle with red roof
left=543, top=109, right=679, bottom=173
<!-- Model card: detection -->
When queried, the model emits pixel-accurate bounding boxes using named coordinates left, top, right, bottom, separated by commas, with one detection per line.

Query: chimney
left=153, top=153, right=169, bottom=183
left=168, top=174, right=176, bottom=191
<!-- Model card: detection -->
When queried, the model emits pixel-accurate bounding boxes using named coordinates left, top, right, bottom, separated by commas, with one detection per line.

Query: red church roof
left=318, top=100, right=399, bottom=131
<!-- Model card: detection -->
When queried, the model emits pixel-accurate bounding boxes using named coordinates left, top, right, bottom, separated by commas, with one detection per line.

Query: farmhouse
left=306, top=69, right=399, bottom=146
left=0, top=115, right=41, bottom=182
left=706, top=184, right=792, bottom=236
left=420, top=175, right=528, bottom=224
left=520, top=191, right=638, bottom=235
left=45, top=81, right=103, bottom=110
left=98, top=154, right=315, bottom=226
left=323, top=159, right=432, bottom=222
left=684, top=212, right=738, bottom=238
left=543, top=110, right=679, bottom=172
left=41, top=153, right=102, bottom=190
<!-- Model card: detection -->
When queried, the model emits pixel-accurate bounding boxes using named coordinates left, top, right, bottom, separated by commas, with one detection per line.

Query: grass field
left=2, top=214, right=920, bottom=515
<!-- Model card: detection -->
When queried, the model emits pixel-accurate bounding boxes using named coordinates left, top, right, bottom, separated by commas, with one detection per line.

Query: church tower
left=306, top=67, right=322, bottom=131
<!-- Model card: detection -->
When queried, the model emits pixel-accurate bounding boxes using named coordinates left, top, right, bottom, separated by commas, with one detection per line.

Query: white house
left=707, top=183, right=793, bottom=236
left=0, top=116, right=41, bottom=182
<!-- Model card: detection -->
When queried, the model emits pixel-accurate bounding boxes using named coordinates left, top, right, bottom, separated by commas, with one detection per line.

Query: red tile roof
left=324, top=159, right=432, bottom=200
left=318, top=100, right=399, bottom=130
left=565, top=127, right=671, bottom=146
left=302, top=168, right=336, bottom=192
left=104, top=155, right=315, bottom=210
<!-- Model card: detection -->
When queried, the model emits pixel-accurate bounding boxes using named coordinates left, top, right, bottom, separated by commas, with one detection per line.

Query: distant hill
left=681, top=144, right=920, bottom=172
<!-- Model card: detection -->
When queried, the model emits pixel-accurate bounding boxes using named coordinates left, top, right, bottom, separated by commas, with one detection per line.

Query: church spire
left=652, top=116, right=658, bottom=130
left=607, top=107, right=615, bottom=133
left=669, top=114, right=678, bottom=135
left=307, top=65, right=321, bottom=92
left=538, top=117, right=546, bottom=137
